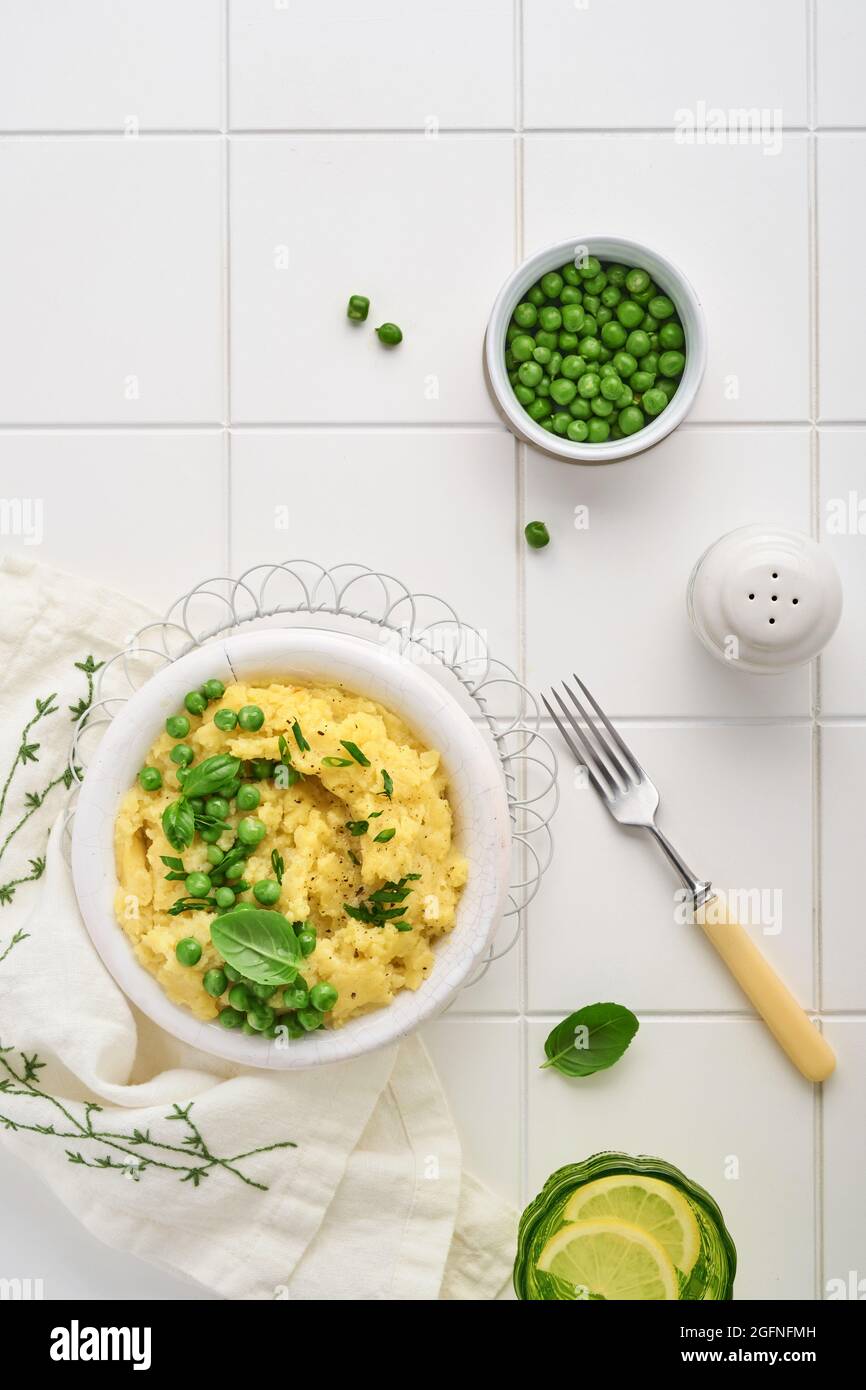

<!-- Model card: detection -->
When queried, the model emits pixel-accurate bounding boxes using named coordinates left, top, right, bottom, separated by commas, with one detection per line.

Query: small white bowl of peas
left=485, top=235, right=707, bottom=464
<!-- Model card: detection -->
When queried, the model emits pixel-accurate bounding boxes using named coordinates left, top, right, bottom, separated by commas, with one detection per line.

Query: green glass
left=513, top=1152, right=737, bottom=1301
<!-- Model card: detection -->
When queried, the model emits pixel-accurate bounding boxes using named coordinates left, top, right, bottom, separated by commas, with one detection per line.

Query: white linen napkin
left=0, top=556, right=515, bottom=1300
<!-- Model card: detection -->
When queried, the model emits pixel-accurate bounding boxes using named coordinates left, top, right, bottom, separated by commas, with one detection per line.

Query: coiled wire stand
left=68, top=560, right=558, bottom=990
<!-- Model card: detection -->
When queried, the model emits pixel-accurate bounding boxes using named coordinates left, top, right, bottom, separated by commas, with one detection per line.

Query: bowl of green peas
left=485, top=236, right=706, bottom=463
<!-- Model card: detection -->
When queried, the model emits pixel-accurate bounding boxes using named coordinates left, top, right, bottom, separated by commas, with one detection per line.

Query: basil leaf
left=541, top=1003, right=639, bottom=1078
left=341, top=740, right=370, bottom=767
left=162, top=798, right=195, bottom=852
left=160, top=855, right=184, bottom=871
left=381, top=769, right=393, bottom=799
left=181, top=754, right=242, bottom=800
left=210, top=908, right=300, bottom=985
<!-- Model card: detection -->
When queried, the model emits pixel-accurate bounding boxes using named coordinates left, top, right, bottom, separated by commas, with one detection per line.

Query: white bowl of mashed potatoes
left=71, top=629, right=511, bottom=1068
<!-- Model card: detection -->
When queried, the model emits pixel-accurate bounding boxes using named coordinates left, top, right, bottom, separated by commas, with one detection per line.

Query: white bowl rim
left=485, top=234, right=707, bottom=464
left=71, top=628, right=512, bottom=1069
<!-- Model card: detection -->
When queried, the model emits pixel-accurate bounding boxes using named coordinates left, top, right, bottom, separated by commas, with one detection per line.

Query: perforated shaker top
left=687, top=524, right=843, bottom=673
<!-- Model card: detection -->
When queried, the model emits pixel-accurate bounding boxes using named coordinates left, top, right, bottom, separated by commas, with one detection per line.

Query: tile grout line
left=222, top=0, right=233, bottom=576
left=5, top=125, right=866, bottom=139
left=806, top=0, right=825, bottom=1303
left=6, top=419, right=866, bottom=433
left=514, top=0, right=531, bottom=1211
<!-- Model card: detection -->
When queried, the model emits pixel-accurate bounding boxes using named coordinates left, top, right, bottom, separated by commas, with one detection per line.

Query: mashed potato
left=114, top=680, right=468, bottom=1030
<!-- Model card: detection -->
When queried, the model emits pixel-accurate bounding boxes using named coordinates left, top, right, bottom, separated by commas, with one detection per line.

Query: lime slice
left=536, top=1217, right=679, bottom=1300
left=562, top=1173, right=701, bottom=1277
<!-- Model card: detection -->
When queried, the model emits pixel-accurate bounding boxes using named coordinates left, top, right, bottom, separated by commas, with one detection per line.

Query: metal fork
left=543, top=674, right=836, bottom=1083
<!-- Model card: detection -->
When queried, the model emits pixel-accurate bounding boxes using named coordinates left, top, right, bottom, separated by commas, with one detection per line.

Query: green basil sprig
left=181, top=753, right=241, bottom=800
left=210, top=907, right=300, bottom=986
left=541, top=1003, right=639, bottom=1078
left=162, top=798, right=195, bottom=852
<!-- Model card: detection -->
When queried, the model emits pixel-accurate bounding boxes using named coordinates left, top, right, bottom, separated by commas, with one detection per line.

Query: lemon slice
left=562, top=1174, right=701, bottom=1277
left=537, top=1217, right=679, bottom=1300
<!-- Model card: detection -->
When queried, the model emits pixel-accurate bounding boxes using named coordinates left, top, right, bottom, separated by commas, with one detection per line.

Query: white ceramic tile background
left=0, top=0, right=863, bottom=1303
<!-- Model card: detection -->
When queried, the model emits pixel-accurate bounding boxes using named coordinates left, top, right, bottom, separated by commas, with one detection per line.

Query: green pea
left=630, top=370, right=655, bottom=393
left=580, top=315, right=597, bottom=337
left=526, top=398, right=548, bottom=421
left=642, top=388, right=668, bottom=416
left=560, top=354, right=586, bottom=380
left=595, top=306, right=612, bottom=327
left=511, top=333, right=535, bottom=363
left=656, top=377, right=679, bottom=399
left=166, top=715, right=190, bottom=739
left=228, top=983, right=253, bottom=1012
left=297, top=1008, right=323, bottom=1033
left=619, top=405, right=645, bottom=436
left=587, top=419, right=610, bottom=443
left=222, top=964, right=241, bottom=983
left=200, top=825, right=222, bottom=844
left=539, top=417, right=554, bottom=431
left=560, top=264, right=580, bottom=286
left=607, top=264, right=628, bottom=286
left=233, top=783, right=259, bottom=813
left=632, top=286, right=655, bottom=305
left=640, top=314, right=659, bottom=335
left=175, top=937, right=202, bottom=967
left=203, top=968, right=227, bottom=998
left=548, top=351, right=563, bottom=378
left=169, top=743, right=194, bottom=768
left=297, top=924, right=317, bottom=956
left=560, top=284, right=582, bottom=304
left=188, top=798, right=205, bottom=816
left=138, top=766, right=162, bottom=791
left=582, top=294, right=600, bottom=316
left=540, top=270, right=564, bottom=298
left=247, top=1004, right=276, bottom=1032
left=625, top=330, right=651, bottom=359
left=551, top=412, right=571, bottom=436
left=577, top=373, right=600, bottom=399
left=659, top=322, right=685, bottom=350
left=569, top=397, right=591, bottom=419
left=513, top=302, right=537, bottom=329
left=601, top=285, right=622, bottom=308
left=600, top=374, right=624, bottom=401
left=532, top=344, right=552, bottom=366
left=237, top=705, right=265, bottom=732
left=253, top=879, right=281, bottom=905
left=505, top=352, right=517, bottom=373
left=566, top=419, right=589, bottom=442
left=517, top=361, right=543, bottom=388
left=534, top=329, right=558, bottom=350
left=610, top=424, right=624, bottom=440
left=578, top=255, right=601, bottom=280
left=527, top=284, right=546, bottom=306
left=310, top=981, right=338, bottom=1013
left=524, top=521, right=550, bottom=549
left=612, top=351, right=637, bottom=379
left=639, top=352, right=659, bottom=375
left=625, top=268, right=650, bottom=295
left=617, top=384, right=634, bottom=407
left=658, top=350, right=685, bottom=377
left=535, top=375, right=551, bottom=397
left=549, top=377, right=577, bottom=406
left=648, top=295, right=675, bottom=319
left=282, top=983, right=309, bottom=1011
left=214, top=886, right=236, bottom=908
left=506, top=323, right=519, bottom=344
left=185, top=872, right=212, bottom=899
left=616, top=300, right=644, bottom=329
left=514, top=384, right=535, bottom=405
left=376, top=323, right=402, bottom=345
left=205, top=795, right=229, bottom=820
left=213, top=708, right=237, bottom=732
left=538, top=305, right=562, bottom=332
left=218, top=1007, right=244, bottom=1030
left=561, top=304, right=585, bottom=333
left=578, top=336, right=601, bottom=361
left=224, top=861, right=245, bottom=882
left=584, top=273, right=607, bottom=296
left=184, top=691, right=207, bottom=717
left=558, top=331, right=579, bottom=350
left=591, top=396, right=614, bottom=418
left=237, top=816, right=266, bottom=846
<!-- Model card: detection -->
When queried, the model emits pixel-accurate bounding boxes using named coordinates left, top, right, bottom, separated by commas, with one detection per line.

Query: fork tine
left=560, top=679, right=632, bottom=787
left=543, top=690, right=617, bottom=799
left=571, top=672, right=643, bottom=779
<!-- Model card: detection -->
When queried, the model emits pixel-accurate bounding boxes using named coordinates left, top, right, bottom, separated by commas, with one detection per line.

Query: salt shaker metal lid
left=687, top=524, right=843, bottom=673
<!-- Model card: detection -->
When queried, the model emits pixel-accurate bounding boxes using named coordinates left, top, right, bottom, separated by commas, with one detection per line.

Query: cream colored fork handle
left=696, top=899, right=836, bottom=1083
